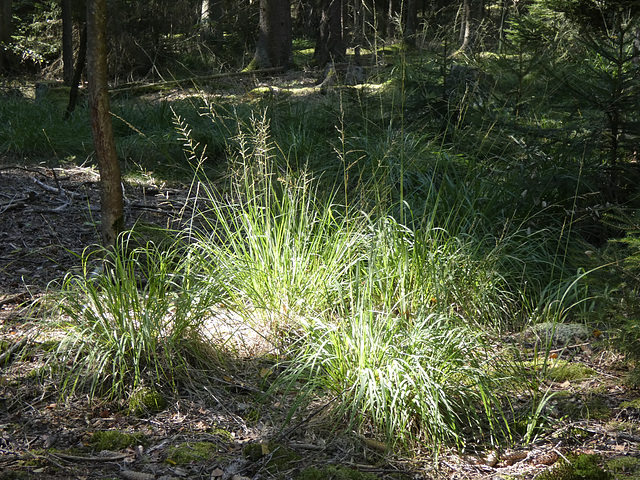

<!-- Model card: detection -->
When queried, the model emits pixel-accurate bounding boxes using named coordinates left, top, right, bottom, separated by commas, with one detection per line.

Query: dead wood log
left=110, top=67, right=285, bottom=93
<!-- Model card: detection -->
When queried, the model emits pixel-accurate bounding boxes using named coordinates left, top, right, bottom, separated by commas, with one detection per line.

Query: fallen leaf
left=210, top=467, right=224, bottom=478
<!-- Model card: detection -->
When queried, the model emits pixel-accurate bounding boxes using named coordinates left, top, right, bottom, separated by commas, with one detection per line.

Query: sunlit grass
left=49, top=232, right=223, bottom=400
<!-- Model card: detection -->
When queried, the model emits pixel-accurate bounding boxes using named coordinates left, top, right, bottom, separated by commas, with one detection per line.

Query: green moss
left=547, top=361, right=597, bottom=382
left=606, top=456, right=640, bottom=479
left=166, top=441, right=218, bottom=464
left=208, top=426, right=234, bottom=442
left=242, top=442, right=300, bottom=472
left=554, top=395, right=612, bottom=421
left=0, top=470, right=27, bottom=479
left=297, top=465, right=380, bottom=480
left=91, top=430, right=147, bottom=451
left=619, top=398, right=640, bottom=409
left=537, top=454, right=610, bottom=480
left=128, top=388, right=167, bottom=416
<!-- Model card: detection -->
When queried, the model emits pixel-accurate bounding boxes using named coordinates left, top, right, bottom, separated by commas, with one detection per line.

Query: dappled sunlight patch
left=199, top=306, right=281, bottom=358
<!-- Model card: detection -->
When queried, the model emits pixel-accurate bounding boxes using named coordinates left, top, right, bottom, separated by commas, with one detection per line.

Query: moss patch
left=166, top=441, right=218, bottom=464
left=243, top=442, right=300, bottom=473
left=0, top=471, right=27, bottom=479
left=606, top=456, right=640, bottom=479
left=128, top=388, right=167, bottom=416
left=619, top=398, right=640, bottom=409
left=547, top=360, right=597, bottom=383
left=90, top=430, right=147, bottom=451
left=554, top=394, right=612, bottom=421
left=297, top=465, right=380, bottom=480
left=537, top=454, right=610, bottom=480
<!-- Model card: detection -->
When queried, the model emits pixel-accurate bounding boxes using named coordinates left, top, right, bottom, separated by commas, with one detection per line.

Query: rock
left=121, top=471, right=155, bottom=480
left=522, top=322, right=591, bottom=346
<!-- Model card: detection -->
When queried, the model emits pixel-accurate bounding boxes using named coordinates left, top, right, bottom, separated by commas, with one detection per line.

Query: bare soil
left=0, top=163, right=639, bottom=480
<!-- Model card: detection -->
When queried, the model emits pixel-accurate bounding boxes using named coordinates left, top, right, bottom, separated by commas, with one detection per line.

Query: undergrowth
left=42, top=64, right=616, bottom=452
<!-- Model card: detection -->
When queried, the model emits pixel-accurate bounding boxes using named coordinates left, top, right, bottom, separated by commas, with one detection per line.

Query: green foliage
left=48, top=233, right=223, bottom=400
left=9, top=1, right=61, bottom=67
left=599, top=232, right=640, bottom=381
left=538, top=454, right=610, bottom=480
left=276, top=312, right=509, bottom=450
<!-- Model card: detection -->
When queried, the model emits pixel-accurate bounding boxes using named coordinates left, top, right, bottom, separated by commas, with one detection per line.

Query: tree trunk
left=87, top=0, right=124, bottom=250
left=200, top=0, right=223, bottom=42
left=65, top=22, right=87, bottom=119
left=313, top=0, right=345, bottom=66
left=404, top=0, right=418, bottom=47
left=253, top=0, right=293, bottom=69
left=62, top=0, right=74, bottom=85
left=0, top=0, right=12, bottom=72
left=459, top=0, right=471, bottom=50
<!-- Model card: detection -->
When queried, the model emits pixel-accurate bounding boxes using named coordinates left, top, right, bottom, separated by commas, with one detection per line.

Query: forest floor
left=1, top=163, right=640, bottom=480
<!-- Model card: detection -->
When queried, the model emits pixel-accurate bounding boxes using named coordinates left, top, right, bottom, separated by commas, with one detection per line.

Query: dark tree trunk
left=0, top=0, right=12, bottom=72
left=254, top=0, right=293, bottom=69
left=62, top=0, right=74, bottom=85
left=87, top=0, right=124, bottom=249
left=65, top=22, right=87, bottom=120
left=313, top=0, right=345, bottom=66
left=404, top=0, right=418, bottom=47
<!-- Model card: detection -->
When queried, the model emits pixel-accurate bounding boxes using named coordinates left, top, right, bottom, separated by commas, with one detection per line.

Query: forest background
left=1, top=1, right=640, bottom=479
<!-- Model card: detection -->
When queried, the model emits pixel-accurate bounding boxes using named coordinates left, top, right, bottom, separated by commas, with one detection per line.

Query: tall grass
left=46, top=83, right=587, bottom=449
left=277, top=311, right=510, bottom=450
left=169, top=109, right=569, bottom=448
left=49, top=232, right=223, bottom=400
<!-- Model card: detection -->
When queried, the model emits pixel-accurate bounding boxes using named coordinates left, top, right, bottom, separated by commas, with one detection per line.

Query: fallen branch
left=0, top=292, right=29, bottom=307
left=51, top=452, right=130, bottom=462
left=111, top=67, right=285, bottom=93
left=0, top=196, right=30, bottom=213
left=0, top=336, right=30, bottom=367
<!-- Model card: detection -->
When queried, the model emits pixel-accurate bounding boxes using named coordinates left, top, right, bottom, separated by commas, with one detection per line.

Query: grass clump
left=174, top=109, right=577, bottom=450
left=277, top=312, right=508, bottom=450
left=48, top=233, right=223, bottom=401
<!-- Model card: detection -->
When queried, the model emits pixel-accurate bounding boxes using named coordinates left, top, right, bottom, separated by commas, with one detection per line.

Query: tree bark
left=459, top=0, right=471, bottom=50
left=200, top=0, right=224, bottom=42
left=62, top=0, right=74, bottom=85
left=253, top=0, right=293, bottom=69
left=65, top=22, right=87, bottom=119
left=404, top=0, right=418, bottom=47
left=313, top=0, right=345, bottom=66
left=0, top=0, right=12, bottom=72
left=87, top=0, right=124, bottom=250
